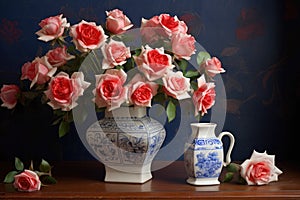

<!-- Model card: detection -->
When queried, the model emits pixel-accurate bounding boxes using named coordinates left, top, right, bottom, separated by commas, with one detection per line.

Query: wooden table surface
left=1, top=160, right=300, bottom=199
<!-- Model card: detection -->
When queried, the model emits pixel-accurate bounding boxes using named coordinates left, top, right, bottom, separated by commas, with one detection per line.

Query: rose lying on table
left=13, top=170, right=41, bottom=192
left=3, top=157, right=56, bottom=192
left=221, top=150, right=283, bottom=185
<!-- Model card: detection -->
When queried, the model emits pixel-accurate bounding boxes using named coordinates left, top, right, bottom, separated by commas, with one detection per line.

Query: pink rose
left=21, top=57, right=56, bottom=88
left=158, top=14, right=188, bottom=36
left=0, top=84, right=20, bottom=109
left=45, top=71, right=90, bottom=111
left=162, top=71, right=191, bottom=100
left=134, top=45, right=174, bottom=81
left=45, top=46, right=75, bottom=67
left=192, top=75, right=216, bottom=116
left=105, top=9, right=133, bottom=34
left=140, top=14, right=187, bottom=45
left=200, top=57, right=225, bottom=78
left=36, top=14, right=70, bottom=42
left=101, top=40, right=131, bottom=69
left=13, top=170, right=41, bottom=192
left=70, top=20, right=107, bottom=52
left=240, top=150, right=283, bottom=185
left=171, top=32, right=196, bottom=60
left=140, top=16, right=169, bottom=44
left=127, top=73, right=158, bottom=107
left=94, top=69, right=128, bottom=111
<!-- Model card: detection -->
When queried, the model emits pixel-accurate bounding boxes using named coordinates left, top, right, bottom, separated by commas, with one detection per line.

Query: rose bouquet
left=0, top=9, right=225, bottom=137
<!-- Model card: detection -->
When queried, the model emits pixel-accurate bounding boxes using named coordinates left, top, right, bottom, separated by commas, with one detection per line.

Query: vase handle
left=218, top=131, right=235, bottom=167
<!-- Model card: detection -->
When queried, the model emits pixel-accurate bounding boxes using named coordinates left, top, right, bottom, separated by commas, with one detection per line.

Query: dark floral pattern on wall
left=236, top=8, right=265, bottom=41
left=0, top=19, right=22, bottom=44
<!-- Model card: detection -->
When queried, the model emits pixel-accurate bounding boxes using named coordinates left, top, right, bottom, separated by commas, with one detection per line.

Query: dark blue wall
left=0, top=0, right=299, bottom=163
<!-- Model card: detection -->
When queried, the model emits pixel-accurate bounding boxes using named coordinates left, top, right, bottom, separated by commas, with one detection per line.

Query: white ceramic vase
left=184, top=123, right=235, bottom=185
left=86, top=106, right=166, bottom=183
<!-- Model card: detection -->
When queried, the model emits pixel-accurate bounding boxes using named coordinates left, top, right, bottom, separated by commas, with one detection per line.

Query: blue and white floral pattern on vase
left=184, top=123, right=235, bottom=185
left=86, top=106, right=166, bottom=183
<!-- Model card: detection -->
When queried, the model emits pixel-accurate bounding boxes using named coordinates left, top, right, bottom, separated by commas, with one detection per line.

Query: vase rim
left=190, top=122, right=217, bottom=127
left=105, top=106, right=147, bottom=118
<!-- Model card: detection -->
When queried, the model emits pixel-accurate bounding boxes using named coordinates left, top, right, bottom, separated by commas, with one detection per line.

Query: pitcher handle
left=218, top=131, right=235, bottom=167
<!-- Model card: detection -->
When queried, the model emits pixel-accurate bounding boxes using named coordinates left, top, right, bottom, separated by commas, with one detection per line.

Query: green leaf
left=95, top=106, right=106, bottom=113
left=53, top=109, right=65, bottom=117
left=166, top=100, right=176, bottom=122
left=191, top=81, right=198, bottom=91
left=184, top=70, right=200, bottom=78
left=195, top=114, right=201, bottom=122
left=222, top=172, right=234, bottom=183
left=134, top=49, right=142, bottom=56
left=123, top=57, right=135, bottom=72
left=21, top=91, right=40, bottom=100
left=65, top=111, right=74, bottom=123
left=15, top=157, right=24, bottom=171
left=59, top=120, right=70, bottom=138
left=238, top=176, right=247, bottom=185
left=39, top=159, right=51, bottom=173
left=176, top=59, right=188, bottom=72
left=67, top=44, right=76, bottom=52
left=153, top=92, right=167, bottom=105
left=40, top=175, right=57, bottom=185
left=115, top=65, right=124, bottom=70
left=196, top=51, right=211, bottom=65
left=52, top=116, right=63, bottom=126
left=226, top=163, right=240, bottom=173
left=3, top=171, right=18, bottom=183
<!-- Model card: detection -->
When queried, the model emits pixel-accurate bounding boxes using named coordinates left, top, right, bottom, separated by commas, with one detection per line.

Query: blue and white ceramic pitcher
left=184, top=123, right=235, bottom=185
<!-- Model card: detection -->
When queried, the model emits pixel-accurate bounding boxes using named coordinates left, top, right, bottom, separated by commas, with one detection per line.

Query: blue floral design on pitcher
left=195, top=152, right=222, bottom=178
